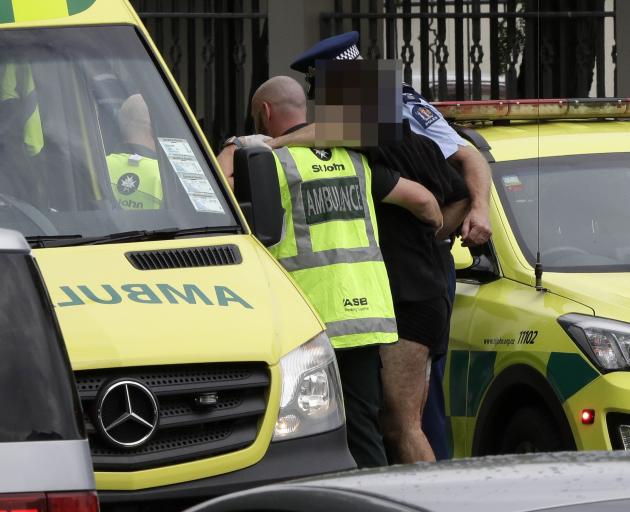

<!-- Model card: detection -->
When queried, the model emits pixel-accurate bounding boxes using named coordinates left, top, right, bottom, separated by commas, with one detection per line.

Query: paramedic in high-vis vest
left=218, top=76, right=443, bottom=468
left=106, top=94, right=162, bottom=209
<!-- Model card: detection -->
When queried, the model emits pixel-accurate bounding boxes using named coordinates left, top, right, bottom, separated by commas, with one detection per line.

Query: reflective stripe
left=0, top=439, right=94, bottom=493
left=274, top=146, right=381, bottom=271
left=347, top=150, right=378, bottom=249
left=275, top=146, right=313, bottom=255
left=326, top=317, right=398, bottom=338
left=279, top=245, right=383, bottom=272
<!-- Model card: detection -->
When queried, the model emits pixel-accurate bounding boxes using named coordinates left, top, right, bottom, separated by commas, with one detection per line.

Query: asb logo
left=117, top=173, right=140, bottom=195
left=310, top=148, right=332, bottom=161
left=344, top=297, right=368, bottom=307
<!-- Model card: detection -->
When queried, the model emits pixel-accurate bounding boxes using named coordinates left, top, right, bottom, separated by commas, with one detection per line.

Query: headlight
left=273, top=332, right=345, bottom=441
left=558, top=314, right=630, bottom=371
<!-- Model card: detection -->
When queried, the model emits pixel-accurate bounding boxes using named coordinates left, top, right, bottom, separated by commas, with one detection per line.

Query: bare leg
left=380, top=339, right=436, bottom=463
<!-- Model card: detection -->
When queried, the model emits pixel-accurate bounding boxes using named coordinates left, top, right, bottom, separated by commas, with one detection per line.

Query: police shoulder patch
left=411, top=103, right=440, bottom=129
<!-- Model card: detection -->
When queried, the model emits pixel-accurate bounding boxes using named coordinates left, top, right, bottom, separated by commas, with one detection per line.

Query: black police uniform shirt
left=372, top=122, right=469, bottom=304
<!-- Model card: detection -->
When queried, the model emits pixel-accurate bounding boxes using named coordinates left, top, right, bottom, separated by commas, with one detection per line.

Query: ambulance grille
left=74, top=362, right=269, bottom=471
left=126, top=244, right=241, bottom=270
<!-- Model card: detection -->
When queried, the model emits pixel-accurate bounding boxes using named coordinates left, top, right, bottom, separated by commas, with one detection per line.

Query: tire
left=498, top=405, right=568, bottom=454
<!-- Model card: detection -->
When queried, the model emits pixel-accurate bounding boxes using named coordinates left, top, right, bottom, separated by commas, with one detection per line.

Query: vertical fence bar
left=401, top=0, right=414, bottom=85
left=385, top=0, right=396, bottom=59
left=202, top=1, right=216, bottom=139
left=489, top=0, right=499, bottom=99
left=232, top=0, right=246, bottom=136
left=523, top=0, right=537, bottom=98
left=367, top=0, right=380, bottom=59
left=470, top=0, right=483, bottom=100
left=186, top=0, right=197, bottom=116
left=352, top=0, right=361, bottom=33
left=435, top=0, right=449, bottom=100
left=335, top=0, right=343, bottom=34
left=595, top=5, right=606, bottom=97
left=419, top=0, right=430, bottom=98
left=505, top=0, right=518, bottom=98
left=455, top=0, right=465, bottom=99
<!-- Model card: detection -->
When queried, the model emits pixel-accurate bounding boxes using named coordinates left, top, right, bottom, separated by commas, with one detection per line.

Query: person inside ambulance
left=106, top=93, right=163, bottom=210
left=0, top=60, right=44, bottom=204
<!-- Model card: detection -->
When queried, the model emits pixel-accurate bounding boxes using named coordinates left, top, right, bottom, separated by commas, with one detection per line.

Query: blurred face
left=313, top=59, right=402, bottom=147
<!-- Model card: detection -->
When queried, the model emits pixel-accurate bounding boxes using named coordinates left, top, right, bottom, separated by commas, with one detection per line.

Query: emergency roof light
left=434, top=98, right=630, bottom=122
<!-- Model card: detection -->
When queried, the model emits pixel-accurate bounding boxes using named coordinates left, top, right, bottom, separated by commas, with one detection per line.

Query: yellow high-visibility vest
left=269, top=146, right=397, bottom=349
left=0, top=62, right=43, bottom=156
left=106, top=153, right=163, bottom=210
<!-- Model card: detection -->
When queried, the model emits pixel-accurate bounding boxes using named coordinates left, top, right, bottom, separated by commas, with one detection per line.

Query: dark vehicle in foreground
left=185, top=450, right=630, bottom=512
left=0, top=228, right=97, bottom=512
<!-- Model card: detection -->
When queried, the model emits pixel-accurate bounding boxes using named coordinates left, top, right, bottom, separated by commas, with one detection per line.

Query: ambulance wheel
left=498, top=405, right=567, bottom=454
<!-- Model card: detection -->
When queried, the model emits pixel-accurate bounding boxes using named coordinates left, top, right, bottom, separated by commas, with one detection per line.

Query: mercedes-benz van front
left=0, top=1, right=354, bottom=509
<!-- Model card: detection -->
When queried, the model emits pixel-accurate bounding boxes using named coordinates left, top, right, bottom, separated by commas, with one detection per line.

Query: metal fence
left=131, top=0, right=268, bottom=150
left=321, top=0, right=616, bottom=101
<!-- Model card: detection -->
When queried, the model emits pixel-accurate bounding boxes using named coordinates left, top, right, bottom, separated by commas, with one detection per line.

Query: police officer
left=218, top=75, right=445, bottom=468
left=106, top=94, right=162, bottom=210
left=283, top=31, right=486, bottom=461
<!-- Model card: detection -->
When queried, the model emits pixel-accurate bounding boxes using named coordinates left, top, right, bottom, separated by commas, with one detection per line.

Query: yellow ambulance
left=0, top=0, right=353, bottom=508
left=438, top=100, right=630, bottom=458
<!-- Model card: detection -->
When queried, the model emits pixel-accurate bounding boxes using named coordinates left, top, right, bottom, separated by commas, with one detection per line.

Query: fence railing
left=321, top=0, right=616, bottom=101
left=131, top=0, right=268, bottom=150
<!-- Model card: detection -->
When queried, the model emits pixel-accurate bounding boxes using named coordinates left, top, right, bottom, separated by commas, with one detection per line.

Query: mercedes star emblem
left=95, top=379, right=159, bottom=449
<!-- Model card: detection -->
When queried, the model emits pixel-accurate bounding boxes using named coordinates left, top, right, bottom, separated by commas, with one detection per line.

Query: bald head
left=251, top=76, right=307, bottom=137
left=118, top=94, right=155, bottom=151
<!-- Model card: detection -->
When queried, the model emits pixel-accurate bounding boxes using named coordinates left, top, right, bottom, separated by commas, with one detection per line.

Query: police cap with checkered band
left=291, top=31, right=361, bottom=97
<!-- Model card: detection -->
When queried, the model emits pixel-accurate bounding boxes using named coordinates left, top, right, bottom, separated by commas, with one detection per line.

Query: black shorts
left=394, top=298, right=450, bottom=355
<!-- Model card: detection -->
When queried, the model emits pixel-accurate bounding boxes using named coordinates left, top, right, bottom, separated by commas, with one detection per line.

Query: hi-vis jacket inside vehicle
left=0, top=0, right=354, bottom=508
left=436, top=99, right=630, bottom=458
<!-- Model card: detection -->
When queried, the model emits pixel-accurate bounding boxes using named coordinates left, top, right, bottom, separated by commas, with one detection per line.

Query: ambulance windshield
left=0, top=25, right=238, bottom=244
left=495, top=153, right=630, bottom=272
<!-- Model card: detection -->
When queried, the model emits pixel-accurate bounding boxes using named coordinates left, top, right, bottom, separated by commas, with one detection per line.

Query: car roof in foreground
left=188, top=451, right=630, bottom=512
left=469, top=119, right=630, bottom=163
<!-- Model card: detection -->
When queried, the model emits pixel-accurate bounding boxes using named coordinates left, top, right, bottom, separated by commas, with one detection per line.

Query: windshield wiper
left=26, top=234, right=84, bottom=248
left=41, top=226, right=240, bottom=247
left=26, top=226, right=241, bottom=248
left=90, top=226, right=240, bottom=244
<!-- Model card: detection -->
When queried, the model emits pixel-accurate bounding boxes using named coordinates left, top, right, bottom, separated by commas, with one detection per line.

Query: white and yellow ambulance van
left=0, top=0, right=353, bottom=509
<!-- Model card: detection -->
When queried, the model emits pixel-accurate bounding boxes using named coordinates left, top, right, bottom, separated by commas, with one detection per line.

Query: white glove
left=238, top=134, right=272, bottom=150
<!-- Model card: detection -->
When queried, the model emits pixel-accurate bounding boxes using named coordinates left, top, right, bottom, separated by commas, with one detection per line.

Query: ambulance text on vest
left=302, top=177, right=365, bottom=225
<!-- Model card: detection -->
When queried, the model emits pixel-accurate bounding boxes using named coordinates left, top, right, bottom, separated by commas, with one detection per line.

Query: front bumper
left=98, top=426, right=355, bottom=509
left=565, top=372, right=630, bottom=451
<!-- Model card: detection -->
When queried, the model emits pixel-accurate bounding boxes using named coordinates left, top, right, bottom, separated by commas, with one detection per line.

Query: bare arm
left=448, top=145, right=492, bottom=246
left=436, top=198, right=470, bottom=241
left=216, top=144, right=237, bottom=190
left=382, top=177, right=443, bottom=230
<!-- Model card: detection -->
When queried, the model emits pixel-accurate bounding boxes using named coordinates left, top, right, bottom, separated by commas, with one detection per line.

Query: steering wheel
left=0, top=192, right=57, bottom=235
left=541, top=246, right=590, bottom=264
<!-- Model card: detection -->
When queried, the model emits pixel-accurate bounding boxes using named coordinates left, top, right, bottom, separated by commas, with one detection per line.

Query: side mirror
left=0, top=228, right=30, bottom=254
left=451, top=237, right=474, bottom=270
left=233, top=147, right=284, bottom=247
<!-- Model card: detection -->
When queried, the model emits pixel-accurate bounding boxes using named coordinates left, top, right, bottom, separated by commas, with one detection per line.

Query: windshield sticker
left=158, top=137, right=225, bottom=214
left=502, top=175, right=523, bottom=192
left=159, top=137, right=196, bottom=159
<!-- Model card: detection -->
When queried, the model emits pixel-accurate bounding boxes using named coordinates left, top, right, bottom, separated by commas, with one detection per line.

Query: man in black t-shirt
left=375, top=122, right=469, bottom=463
left=269, top=63, right=471, bottom=463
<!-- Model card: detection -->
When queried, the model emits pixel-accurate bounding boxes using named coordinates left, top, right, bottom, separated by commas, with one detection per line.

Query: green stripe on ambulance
left=0, top=0, right=96, bottom=23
